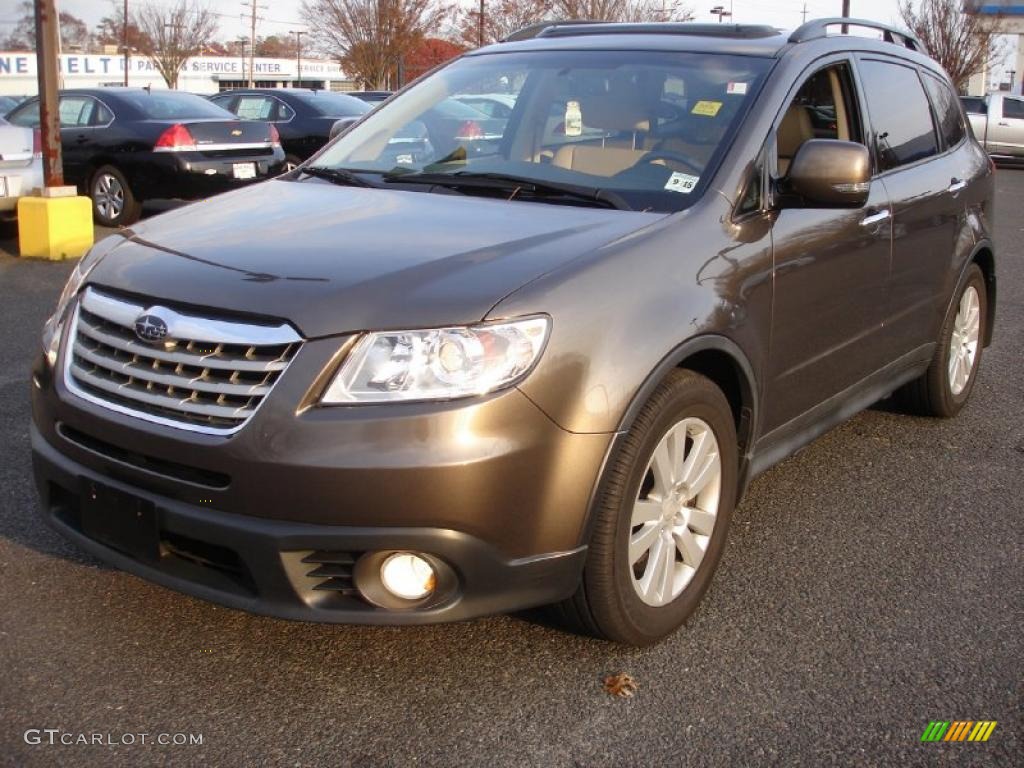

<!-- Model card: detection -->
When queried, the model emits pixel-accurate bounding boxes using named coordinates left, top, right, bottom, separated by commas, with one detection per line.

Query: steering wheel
left=639, top=150, right=703, bottom=175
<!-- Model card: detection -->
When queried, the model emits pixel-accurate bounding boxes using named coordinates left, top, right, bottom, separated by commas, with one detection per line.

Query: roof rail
left=789, top=17, right=922, bottom=52
left=505, top=21, right=782, bottom=42
left=503, top=19, right=602, bottom=42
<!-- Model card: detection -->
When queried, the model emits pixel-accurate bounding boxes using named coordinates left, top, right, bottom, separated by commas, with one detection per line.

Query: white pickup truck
left=961, top=93, right=1024, bottom=162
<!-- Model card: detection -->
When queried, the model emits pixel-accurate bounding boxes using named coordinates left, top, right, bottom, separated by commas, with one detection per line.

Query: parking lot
left=1, top=173, right=1021, bottom=766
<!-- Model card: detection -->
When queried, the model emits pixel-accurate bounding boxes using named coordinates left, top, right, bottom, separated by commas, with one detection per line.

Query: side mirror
left=784, top=139, right=870, bottom=208
left=329, top=117, right=359, bottom=141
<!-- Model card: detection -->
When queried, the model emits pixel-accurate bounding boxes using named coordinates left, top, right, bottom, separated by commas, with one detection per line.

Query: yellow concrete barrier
left=17, top=192, right=94, bottom=261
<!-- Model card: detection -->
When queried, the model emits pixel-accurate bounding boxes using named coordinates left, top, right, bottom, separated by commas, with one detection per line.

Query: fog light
left=380, top=552, right=436, bottom=600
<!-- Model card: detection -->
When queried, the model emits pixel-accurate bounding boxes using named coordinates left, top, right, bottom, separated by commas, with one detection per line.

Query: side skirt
left=744, top=343, right=935, bottom=486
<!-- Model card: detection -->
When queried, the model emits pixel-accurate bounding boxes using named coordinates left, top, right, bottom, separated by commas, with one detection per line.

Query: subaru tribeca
left=31, top=19, right=995, bottom=645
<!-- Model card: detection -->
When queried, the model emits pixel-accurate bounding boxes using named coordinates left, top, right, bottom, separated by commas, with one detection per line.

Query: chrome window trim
left=62, top=288, right=302, bottom=436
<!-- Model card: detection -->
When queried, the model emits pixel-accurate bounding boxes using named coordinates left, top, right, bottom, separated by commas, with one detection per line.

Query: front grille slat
left=65, top=288, right=301, bottom=434
left=299, top=550, right=360, bottom=594
left=76, top=314, right=291, bottom=372
left=73, top=341, right=273, bottom=397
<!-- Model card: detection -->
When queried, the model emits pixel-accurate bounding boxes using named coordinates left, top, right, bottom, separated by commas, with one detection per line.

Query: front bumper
left=30, top=335, right=611, bottom=623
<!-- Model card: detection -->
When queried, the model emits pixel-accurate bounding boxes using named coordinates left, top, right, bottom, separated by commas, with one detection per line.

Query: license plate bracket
left=232, top=163, right=256, bottom=180
left=80, top=480, right=160, bottom=562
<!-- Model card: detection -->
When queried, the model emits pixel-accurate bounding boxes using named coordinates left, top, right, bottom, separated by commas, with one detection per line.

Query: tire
left=89, top=165, right=141, bottom=227
left=555, top=369, right=738, bottom=645
left=895, top=264, right=986, bottom=418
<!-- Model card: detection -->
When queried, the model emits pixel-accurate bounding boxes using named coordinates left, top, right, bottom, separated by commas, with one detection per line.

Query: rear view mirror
left=784, top=139, right=870, bottom=208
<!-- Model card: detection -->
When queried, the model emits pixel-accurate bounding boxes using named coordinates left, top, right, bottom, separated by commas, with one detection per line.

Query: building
left=0, top=51, right=354, bottom=96
left=965, top=1, right=1024, bottom=95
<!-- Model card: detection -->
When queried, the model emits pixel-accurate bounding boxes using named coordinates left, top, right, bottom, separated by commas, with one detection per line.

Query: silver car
left=0, top=117, right=43, bottom=215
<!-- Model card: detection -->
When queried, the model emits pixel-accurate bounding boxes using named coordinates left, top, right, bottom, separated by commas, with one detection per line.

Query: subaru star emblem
left=134, top=313, right=169, bottom=343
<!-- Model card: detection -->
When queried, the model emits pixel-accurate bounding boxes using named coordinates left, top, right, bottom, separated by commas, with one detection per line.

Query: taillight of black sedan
left=4, top=88, right=286, bottom=226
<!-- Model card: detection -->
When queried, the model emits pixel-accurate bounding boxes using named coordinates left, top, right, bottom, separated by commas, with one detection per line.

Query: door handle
left=860, top=209, right=890, bottom=227
left=75, top=135, right=88, bottom=144
left=997, top=121, right=1010, bottom=127
left=948, top=178, right=967, bottom=193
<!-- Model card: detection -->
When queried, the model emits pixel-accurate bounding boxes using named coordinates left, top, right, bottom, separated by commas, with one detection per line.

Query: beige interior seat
left=777, top=105, right=814, bottom=175
left=551, top=74, right=653, bottom=176
left=552, top=144, right=651, bottom=176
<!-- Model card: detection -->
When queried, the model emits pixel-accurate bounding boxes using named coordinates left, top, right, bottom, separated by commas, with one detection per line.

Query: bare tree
left=458, top=0, right=693, bottom=48
left=554, top=0, right=693, bottom=23
left=898, top=0, right=1006, bottom=92
left=302, top=0, right=454, bottom=89
left=1, top=1, right=93, bottom=51
left=135, top=1, right=219, bottom=89
left=458, top=0, right=553, bottom=47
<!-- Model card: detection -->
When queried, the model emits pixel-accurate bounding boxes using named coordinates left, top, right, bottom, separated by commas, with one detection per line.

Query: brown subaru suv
left=31, top=19, right=995, bottom=645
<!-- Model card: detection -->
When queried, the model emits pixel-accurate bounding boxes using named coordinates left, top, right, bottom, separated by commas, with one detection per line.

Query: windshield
left=310, top=50, right=771, bottom=212
left=294, top=91, right=371, bottom=117
left=121, top=91, right=237, bottom=120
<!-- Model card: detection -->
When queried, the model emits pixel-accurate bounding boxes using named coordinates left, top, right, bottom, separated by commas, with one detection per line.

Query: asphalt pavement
left=0, top=180, right=1020, bottom=767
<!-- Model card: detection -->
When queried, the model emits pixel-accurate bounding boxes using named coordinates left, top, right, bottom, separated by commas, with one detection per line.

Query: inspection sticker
left=726, top=82, right=748, bottom=95
left=664, top=172, right=699, bottom=194
left=691, top=100, right=722, bottom=117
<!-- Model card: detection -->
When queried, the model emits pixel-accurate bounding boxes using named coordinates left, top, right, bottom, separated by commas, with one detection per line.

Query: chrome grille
left=64, top=288, right=301, bottom=434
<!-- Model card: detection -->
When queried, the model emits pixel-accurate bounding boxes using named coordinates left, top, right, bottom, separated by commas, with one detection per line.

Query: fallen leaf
left=603, top=672, right=638, bottom=698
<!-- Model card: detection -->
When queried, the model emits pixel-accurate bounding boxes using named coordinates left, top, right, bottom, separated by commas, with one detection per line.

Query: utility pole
left=237, top=37, right=248, bottom=87
left=841, top=0, right=850, bottom=33
left=122, top=0, right=129, bottom=86
left=241, top=0, right=267, bottom=88
left=34, top=0, right=63, bottom=187
left=292, top=30, right=305, bottom=87
left=478, top=0, right=485, bottom=47
left=801, top=3, right=808, bottom=24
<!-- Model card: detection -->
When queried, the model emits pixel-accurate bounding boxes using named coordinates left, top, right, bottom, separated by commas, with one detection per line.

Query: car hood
left=88, top=178, right=661, bottom=338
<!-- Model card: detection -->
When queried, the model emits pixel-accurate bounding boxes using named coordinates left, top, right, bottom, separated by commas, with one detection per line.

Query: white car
left=0, top=117, right=43, bottom=215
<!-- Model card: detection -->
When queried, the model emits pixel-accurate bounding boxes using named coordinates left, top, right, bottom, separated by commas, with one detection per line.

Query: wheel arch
left=969, top=241, right=996, bottom=347
left=575, top=334, right=759, bottom=553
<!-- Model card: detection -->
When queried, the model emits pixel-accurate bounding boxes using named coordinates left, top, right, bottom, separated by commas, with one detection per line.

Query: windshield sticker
left=565, top=100, right=583, bottom=137
left=726, top=82, right=748, bottom=95
left=665, top=172, right=699, bottom=194
left=692, top=100, right=722, bottom=117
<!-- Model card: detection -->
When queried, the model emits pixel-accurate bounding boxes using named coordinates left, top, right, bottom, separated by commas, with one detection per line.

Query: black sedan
left=6, top=88, right=285, bottom=226
left=209, top=89, right=370, bottom=169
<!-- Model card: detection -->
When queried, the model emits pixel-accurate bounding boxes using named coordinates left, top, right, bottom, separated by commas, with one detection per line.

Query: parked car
left=32, top=19, right=995, bottom=645
left=961, top=93, right=1024, bottom=162
left=347, top=91, right=392, bottom=103
left=0, top=116, right=43, bottom=217
left=0, top=95, right=27, bottom=115
left=209, top=88, right=370, bottom=170
left=6, top=88, right=285, bottom=226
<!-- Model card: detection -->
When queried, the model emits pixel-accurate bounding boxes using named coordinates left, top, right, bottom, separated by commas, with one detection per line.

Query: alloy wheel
left=93, top=173, right=124, bottom=220
left=948, top=285, right=980, bottom=396
left=629, top=417, right=721, bottom=607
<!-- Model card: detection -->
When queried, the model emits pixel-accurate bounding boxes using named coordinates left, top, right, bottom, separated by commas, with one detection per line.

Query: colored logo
left=134, top=313, right=169, bottom=343
left=921, top=721, right=997, bottom=742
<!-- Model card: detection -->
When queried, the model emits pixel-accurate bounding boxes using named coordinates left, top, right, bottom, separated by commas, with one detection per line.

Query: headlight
left=41, top=247, right=105, bottom=366
left=321, top=316, right=550, bottom=403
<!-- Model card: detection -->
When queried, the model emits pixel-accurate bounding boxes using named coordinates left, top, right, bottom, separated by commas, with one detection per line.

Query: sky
left=6, top=0, right=1020, bottom=74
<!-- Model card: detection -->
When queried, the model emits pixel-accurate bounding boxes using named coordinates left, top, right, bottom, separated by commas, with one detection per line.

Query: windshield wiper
left=383, top=171, right=632, bottom=211
left=301, top=166, right=379, bottom=188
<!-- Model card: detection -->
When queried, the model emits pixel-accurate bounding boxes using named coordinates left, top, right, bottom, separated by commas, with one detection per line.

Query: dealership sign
left=0, top=53, right=343, bottom=80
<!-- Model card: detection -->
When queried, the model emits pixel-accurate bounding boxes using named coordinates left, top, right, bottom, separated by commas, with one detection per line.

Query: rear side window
left=858, top=59, right=939, bottom=171
left=8, top=99, right=39, bottom=127
left=1004, top=97, right=1024, bottom=119
left=960, top=97, right=986, bottom=115
left=922, top=73, right=966, bottom=148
